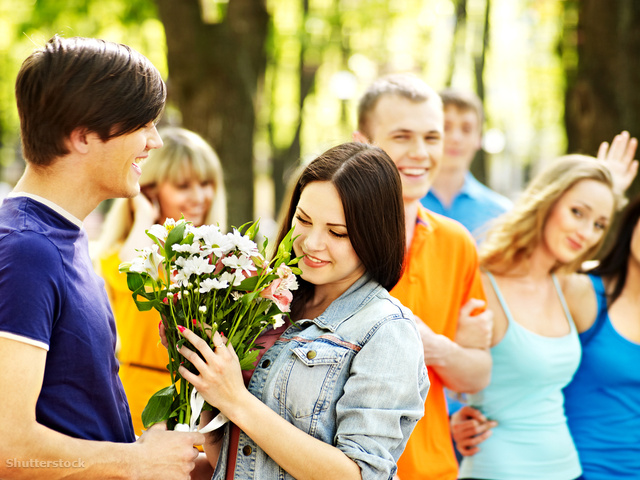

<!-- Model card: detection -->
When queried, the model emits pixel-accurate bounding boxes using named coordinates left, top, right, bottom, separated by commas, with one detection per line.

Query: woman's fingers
left=176, top=326, right=215, bottom=366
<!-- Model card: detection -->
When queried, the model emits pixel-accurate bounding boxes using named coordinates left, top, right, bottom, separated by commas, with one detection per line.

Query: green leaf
left=141, top=384, right=177, bottom=428
left=126, top=272, right=146, bottom=292
left=243, top=219, right=260, bottom=240
left=238, top=349, right=260, bottom=370
left=164, top=221, right=188, bottom=262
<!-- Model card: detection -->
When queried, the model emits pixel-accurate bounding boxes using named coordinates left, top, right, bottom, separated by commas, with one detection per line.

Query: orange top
left=392, top=208, right=486, bottom=480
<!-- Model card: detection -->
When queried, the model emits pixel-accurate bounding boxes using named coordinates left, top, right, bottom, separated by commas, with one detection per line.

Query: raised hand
left=597, top=130, right=638, bottom=195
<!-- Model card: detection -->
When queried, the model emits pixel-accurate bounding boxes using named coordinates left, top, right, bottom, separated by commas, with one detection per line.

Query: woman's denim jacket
left=212, top=273, right=430, bottom=480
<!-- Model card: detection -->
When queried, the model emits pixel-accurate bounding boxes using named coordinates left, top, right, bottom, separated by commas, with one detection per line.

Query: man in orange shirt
left=354, top=74, right=493, bottom=479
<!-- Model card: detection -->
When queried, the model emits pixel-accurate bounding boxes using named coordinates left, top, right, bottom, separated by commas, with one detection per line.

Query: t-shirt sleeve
left=0, top=230, right=65, bottom=350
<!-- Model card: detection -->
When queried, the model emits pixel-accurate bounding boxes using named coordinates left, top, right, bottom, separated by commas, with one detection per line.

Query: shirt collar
left=298, top=273, right=382, bottom=332
left=8, top=192, right=83, bottom=229
left=457, top=172, right=484, bottom=199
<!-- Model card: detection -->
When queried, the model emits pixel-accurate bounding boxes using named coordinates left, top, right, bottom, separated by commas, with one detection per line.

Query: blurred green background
left=1, top=0, right=639, bottom=231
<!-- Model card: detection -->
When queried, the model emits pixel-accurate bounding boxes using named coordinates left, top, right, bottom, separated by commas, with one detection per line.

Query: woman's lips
left=302, top=254, right=329, bottom=268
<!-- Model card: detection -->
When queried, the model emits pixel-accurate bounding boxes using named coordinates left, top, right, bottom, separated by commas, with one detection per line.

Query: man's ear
left=352, top=130, right=370, bottom=144
left=67, top=127, right=92, bottom=154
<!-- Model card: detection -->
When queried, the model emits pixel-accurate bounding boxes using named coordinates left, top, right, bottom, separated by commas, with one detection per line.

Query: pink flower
left=259, top=278, right=293, bottom=313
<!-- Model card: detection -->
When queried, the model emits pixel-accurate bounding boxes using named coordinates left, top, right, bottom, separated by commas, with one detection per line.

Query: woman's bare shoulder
left=559, top=272, right=598, bottom=333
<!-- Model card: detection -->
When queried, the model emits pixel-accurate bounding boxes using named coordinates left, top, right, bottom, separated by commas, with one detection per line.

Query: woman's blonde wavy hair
left=479, top=155, right=617, bottom=275
left=94, top=127, right=227, bottom=260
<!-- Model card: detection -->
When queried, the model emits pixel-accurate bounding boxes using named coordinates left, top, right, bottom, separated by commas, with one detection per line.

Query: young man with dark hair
left=354, top=74, right=493, bottom=480
left=0, top=36, right=204, bottom=479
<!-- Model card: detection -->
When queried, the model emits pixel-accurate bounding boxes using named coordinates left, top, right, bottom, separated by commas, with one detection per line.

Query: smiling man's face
left=360, top=94, right=444, bottom=204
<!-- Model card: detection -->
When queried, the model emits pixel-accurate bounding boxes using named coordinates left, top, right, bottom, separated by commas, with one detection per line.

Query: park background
left=1, top=0, right=639, bottom=240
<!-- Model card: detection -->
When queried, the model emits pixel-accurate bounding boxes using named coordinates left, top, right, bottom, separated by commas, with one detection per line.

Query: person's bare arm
left=0, top=337, right=204, bottom=480
left=415, top=316, right=492, bottom=394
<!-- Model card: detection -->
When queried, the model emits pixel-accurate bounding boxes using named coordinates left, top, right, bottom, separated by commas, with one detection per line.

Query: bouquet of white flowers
left=119, top=218, right=299, bottom=432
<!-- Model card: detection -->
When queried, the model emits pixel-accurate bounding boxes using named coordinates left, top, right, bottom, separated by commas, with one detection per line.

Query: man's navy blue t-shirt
left=0, top=194, right=134, bottom=442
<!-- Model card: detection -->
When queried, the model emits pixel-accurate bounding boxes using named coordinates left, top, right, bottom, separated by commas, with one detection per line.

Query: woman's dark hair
left=275, top=142, right=405, bottom=318
left=16, top=35, right=166, bottom=166
left=589, top=195, right=640, bottom=303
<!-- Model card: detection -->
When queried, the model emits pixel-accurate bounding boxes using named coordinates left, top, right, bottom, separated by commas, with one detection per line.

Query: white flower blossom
left=129, top=245, right=164, bottom=281
left=148, top=224, right=169, bottom=243
left=227, top=229, right=260, bottom=257
left=220, top=271, right=243, bottom=287
left=199, top=277, right=229, bottom=293
left=272, top=314, right=286, bottom=329
left=199, top=306, right=207, bottom=313
left=211, top=236, right=236, bottom=257
left=173, top=242, right=202, bottom=255
left=177, top=256, right=215, bottom=278
left=221, top=254, right=256, bottom=276
left=192, top=225, right=225, bottom=246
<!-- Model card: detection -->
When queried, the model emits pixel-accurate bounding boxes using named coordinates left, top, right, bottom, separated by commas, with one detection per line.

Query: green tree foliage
left=2, top=0, right=637, bottom=229
left=0, top=0, right=166, bottom=175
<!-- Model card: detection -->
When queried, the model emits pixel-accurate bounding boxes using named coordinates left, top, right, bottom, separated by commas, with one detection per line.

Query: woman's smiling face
left=292, top=181, right=365, bottom=294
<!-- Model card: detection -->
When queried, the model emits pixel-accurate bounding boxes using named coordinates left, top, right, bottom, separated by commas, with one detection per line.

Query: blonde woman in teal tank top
left=450, top=145, right=638, bottom=479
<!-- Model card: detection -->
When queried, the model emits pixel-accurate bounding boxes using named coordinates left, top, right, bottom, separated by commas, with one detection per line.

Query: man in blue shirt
left=421, top=89, right=512, bottom=240
left=0, top=35, right=204, bottom=479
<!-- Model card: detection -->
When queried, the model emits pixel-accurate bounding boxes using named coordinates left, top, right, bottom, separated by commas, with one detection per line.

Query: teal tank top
left=459, top=273, right=582, bottom=480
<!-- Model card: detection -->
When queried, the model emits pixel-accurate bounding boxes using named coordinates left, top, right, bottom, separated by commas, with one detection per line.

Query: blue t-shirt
left=0, top=194, right=134, bottom=442
left=563, top=274, right=640, bottom=479
left=421, top=173, right=512, bottom=240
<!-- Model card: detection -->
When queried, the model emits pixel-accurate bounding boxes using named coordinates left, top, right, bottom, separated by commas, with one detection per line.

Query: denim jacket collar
left=296, top=273, right=381, bottom=333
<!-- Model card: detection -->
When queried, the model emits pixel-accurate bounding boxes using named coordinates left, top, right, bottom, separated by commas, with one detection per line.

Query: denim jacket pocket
left=274, top=340, right=352, bottom=421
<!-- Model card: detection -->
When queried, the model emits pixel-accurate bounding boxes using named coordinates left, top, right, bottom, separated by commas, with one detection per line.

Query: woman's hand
left=597, top=130, right=638, bottom=195
left=450, top=405, right=497, bottom=456
left=176, top=328, right=247, bottom=416
left=119, top=192, right=162, bottom=261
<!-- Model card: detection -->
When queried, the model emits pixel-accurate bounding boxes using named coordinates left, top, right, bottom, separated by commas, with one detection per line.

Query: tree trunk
left=155, top=0, right=269, bottom=227
left=470, top=0, right=490, bottom=184
left=565, top=0, right=640, bottom=198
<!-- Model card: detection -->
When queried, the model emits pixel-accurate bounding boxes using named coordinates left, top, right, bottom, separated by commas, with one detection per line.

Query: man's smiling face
left=364, top=94, right=444, bottom=204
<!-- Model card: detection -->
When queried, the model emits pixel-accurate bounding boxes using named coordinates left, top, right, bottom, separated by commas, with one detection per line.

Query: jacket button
left=261, top=359, right=271, bottom=368
left=243, top=445, right=252, bottom=456
left=306, top=350, right=317, bottom=359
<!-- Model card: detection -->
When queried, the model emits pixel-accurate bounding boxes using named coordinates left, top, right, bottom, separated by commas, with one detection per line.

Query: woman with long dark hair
left=175, top=142, right=429, bottom=479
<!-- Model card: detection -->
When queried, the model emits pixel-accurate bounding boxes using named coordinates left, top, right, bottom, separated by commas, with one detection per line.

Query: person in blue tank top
left=448, top=145, right=638, bottom=479
left=560, top=195, right=640, bottom=480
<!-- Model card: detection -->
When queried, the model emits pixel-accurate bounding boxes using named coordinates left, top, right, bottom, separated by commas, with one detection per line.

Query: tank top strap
left=581, top=274, right=609, bottom=346
left=485, top=271, right=516, bottom=325
left=551, top=273, right=577, bottom=334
